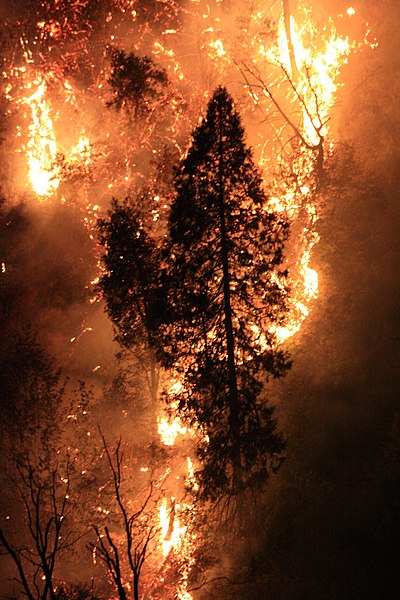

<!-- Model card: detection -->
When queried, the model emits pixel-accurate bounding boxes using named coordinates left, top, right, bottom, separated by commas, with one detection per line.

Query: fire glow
left=5, top=2, right=356, bottom=337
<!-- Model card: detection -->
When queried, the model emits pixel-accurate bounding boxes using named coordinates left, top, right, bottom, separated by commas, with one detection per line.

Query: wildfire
left=69, top=132, right=92, bottom=167
left=158, top=416, right=188, bottom=446
left=158, top=490, right=195, bottom=600
left=156, top=382, right=195, bottom=598
left=260, top=8, right=352, bottom=145
left=250, top=5, right=357, bottom=341
left=157, top=382, right=193, bottom=446
left=1, top=2, right=374, bottom=598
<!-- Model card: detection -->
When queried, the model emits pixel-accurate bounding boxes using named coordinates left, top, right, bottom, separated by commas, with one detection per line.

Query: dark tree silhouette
left=0, top=457, right=76, bottom=600
left=161, top=86, right=291, bottom=502
left=107, top=48, right=168, bottom=122
left=0, top=331, right=99, bottom=599
left=88, top=432, right=158, bottom=600
left=98, top=198, right=163, bottom=411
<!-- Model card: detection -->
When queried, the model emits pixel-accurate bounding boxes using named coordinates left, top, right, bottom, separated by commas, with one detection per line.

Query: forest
left=0, top=0, right=399, bottom=598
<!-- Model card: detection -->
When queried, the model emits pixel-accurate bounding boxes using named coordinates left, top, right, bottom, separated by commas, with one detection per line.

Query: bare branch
left=0, top=528, right=35, bottom=600
left=91, top=431, right=160, bottom=600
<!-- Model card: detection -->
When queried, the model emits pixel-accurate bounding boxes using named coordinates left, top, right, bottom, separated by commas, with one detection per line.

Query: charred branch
left=236, top=60, right=326, bottom=179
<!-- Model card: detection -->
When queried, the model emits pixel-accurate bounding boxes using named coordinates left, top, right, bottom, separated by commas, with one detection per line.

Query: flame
left=209, top=39, right=227, bottom=58
left=4, top=65, right=94, bottom=198
left=157, top=381, right=192, bottom=446
left=158, top=417, right=188, bottom=446
left=158, top=493, right=194, bottom=600
left=23, top=78, right=60, bottom=196
left=159, top=497, right=186, bottom=556
left=157, top=382, right=195, bottom=598
left=242, top=2, right=360, bottom=341
left=259, top=5, right=353, bottom=136
left=264, top=12, right=352, bottom=144
left=69, top=132, right=92, bottom=166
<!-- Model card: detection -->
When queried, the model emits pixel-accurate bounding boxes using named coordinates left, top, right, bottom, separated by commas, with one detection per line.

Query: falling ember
left=23, top=78, right=60, bottom=196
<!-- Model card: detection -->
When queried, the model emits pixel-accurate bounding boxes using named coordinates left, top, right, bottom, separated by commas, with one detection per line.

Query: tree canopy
left=161, top=86, right=291, bottom=501
left=107, top=48, right=169, bottom=122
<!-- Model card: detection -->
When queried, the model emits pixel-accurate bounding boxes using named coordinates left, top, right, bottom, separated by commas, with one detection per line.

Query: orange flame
left=23, top=78, right=60, bottom=196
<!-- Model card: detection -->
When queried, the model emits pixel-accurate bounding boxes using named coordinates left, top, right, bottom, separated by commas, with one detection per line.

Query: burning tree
left=161, top=87, right=290, bottom=505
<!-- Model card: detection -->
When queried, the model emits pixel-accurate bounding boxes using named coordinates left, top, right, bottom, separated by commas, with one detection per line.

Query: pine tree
left=161, top=86, right=291, bottom=501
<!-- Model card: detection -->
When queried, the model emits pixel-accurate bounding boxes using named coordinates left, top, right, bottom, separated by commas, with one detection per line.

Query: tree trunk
left=282, top=0, right=300, bottom=80
left=133, top=574, right=140, bottom=600
left=217, top=111, right=243, bottom=494
left=149, top=351, right=159, bottom=412
left=117, top=582, right=128, bottom=600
